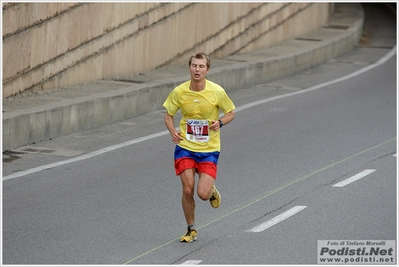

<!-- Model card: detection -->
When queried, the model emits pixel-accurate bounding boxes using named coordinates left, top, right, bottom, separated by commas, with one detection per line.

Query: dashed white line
left=181, top=260, right=202, bottom=265
left=247, top=206, right=307, bottom=233
left=333, top=169, right=376, bottom=187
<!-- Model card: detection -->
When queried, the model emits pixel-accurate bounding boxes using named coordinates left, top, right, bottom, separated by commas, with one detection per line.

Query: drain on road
left=3, top=150, right=24, bottom=163
left=324, top=24, right=350, bottom=30
left=295, top=37, right=322, bottom=42
left=21, top=148, right=55, bottom=153
left=4, top=146, right=84, bottom=161
left=331, top=59, right=370, bottom=66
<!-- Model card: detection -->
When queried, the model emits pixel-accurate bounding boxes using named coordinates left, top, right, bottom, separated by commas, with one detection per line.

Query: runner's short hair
left=189, top=53, right=211, bottom=69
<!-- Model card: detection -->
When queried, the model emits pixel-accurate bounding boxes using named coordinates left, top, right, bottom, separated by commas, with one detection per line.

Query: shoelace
left=210, top=190, right=217, bottom=201
left=186, top=229, right=195, bottom=236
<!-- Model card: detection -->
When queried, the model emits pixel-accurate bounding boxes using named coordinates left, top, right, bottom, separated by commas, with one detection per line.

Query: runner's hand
left=210, top=120, right=221, bottom=132
left=172, top=132, right=184, bottom=144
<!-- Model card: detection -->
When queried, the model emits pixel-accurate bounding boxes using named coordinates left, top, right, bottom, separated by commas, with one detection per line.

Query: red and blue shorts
left=174, top=146, right=220, bottom=179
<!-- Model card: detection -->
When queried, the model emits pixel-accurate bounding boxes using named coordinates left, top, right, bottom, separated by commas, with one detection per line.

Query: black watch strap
left=218, top=120, right=224, bottom=128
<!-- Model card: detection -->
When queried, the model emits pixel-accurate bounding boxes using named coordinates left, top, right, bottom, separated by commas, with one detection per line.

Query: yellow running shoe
left=180, top=228, right=197, bottom=243
left=209, top=185, right=221, bottom=208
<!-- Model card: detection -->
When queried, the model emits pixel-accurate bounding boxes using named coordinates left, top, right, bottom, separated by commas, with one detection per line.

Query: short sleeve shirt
left=163, top=80, right=235, bottom=152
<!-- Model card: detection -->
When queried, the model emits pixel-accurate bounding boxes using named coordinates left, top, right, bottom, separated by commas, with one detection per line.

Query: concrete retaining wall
left=2, top=2, right=332, bottom=98
left=2, top=3, right=365, bottom=152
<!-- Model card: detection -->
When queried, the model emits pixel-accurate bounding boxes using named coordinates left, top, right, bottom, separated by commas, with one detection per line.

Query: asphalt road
left=2, top=4, right=396, bottom=265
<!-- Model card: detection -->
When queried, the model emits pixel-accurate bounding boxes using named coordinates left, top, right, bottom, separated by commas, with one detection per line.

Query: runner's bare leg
left=197, top=173, right=215, bottom=201
left=180, top=169, right=196, bottom=225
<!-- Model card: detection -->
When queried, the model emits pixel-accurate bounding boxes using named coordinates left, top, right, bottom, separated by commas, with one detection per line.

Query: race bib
left=186, top=119, right=209, bottom=142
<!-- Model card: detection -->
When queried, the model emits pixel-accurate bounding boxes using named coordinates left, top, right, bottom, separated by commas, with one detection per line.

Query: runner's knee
left=183, top=186, right=194, bottom=198
left=197, top=187, right=212, bottom=201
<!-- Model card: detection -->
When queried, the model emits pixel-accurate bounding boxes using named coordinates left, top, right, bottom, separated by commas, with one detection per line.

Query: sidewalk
left=2, top=3, right=364, bottom=151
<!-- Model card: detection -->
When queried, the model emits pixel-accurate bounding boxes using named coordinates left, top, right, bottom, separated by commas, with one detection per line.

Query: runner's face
left=189, top=58, right=209, bottom=81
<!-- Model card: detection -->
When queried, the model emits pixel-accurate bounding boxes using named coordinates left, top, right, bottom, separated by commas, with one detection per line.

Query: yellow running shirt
left=163, top=80, right=235, bottom=152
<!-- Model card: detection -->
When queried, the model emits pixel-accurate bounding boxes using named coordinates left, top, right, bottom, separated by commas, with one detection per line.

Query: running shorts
left=174, top=145, right=220, bottom=179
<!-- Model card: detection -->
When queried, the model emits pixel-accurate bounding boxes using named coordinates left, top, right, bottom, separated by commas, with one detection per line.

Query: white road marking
left=235, top=46, right=396, bottom=112
left=333, top=169, right=376, bottom=187
left=247, top=206, right=307, bottom=233
left=3, top=47, right=396, bottom=181
left=3, top=131, right=169, bottom=181
left=181, top=260, right=202, bottom=265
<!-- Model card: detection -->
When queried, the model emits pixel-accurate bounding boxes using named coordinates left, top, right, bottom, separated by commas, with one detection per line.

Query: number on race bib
left=186, top=119, right=209, bottom=142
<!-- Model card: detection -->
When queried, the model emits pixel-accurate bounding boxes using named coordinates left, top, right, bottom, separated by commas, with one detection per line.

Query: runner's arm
left=210, top=110, right=235, bottom=132
left=220, top=110, right=235, bottom=126
left=164, top=112, right=183, bottom=144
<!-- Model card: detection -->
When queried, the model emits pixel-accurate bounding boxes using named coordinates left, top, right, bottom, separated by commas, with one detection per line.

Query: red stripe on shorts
left=174, top=157, right=217, bottom=179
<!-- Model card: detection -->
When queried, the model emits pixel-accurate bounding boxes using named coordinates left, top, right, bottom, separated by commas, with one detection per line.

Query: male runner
left=163, top=52, right=235, bottom=242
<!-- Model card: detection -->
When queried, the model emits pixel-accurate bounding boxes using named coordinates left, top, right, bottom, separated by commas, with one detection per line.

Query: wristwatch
left=218, top=119, right=224, bottom=128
